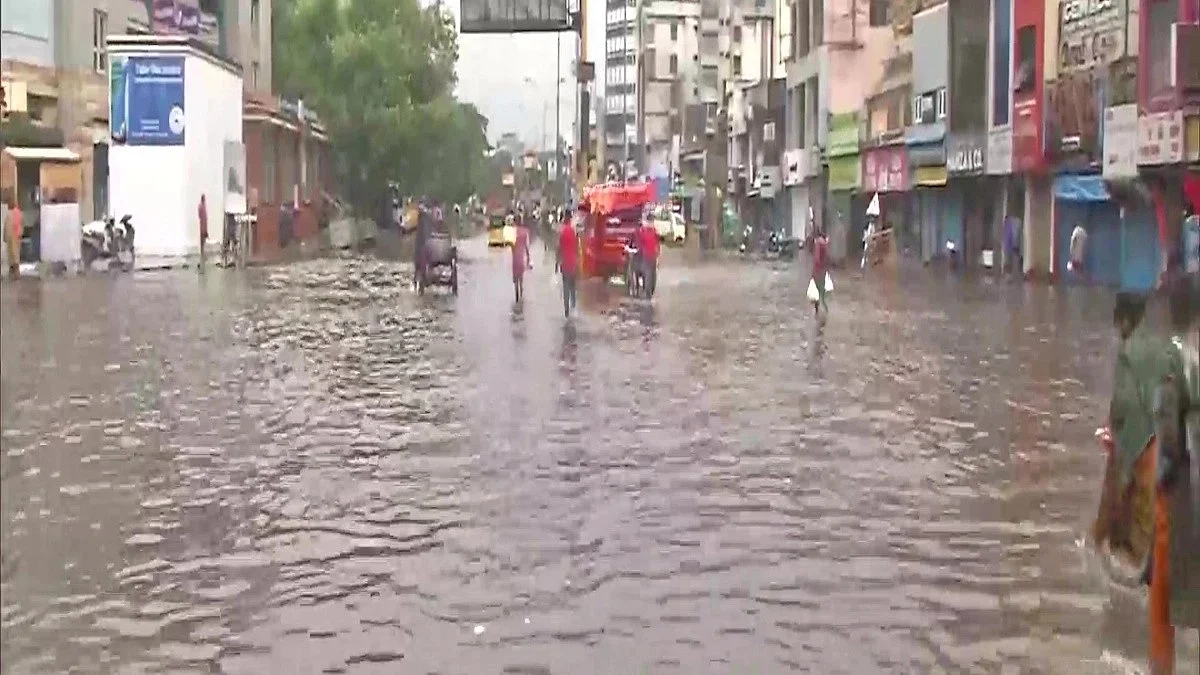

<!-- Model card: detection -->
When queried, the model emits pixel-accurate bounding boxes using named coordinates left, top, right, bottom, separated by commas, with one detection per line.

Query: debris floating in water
left=473, top=625, right=485, bottom=635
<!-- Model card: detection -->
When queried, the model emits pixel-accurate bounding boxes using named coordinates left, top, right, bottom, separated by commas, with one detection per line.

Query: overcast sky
left=441, top=0, right=607, bottom=150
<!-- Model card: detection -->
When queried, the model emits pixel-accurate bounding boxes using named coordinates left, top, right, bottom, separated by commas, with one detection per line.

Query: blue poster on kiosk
left=109, top=55, right=186, bottom=146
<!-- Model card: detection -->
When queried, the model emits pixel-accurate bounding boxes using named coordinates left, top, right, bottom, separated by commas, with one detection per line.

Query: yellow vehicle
left=487, top=215, right=517, bottom=247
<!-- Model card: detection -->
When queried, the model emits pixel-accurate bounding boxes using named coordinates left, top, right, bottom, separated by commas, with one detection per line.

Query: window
left=250, top=0, right=261, bottom=43
left=733, top=26, right=742, bottom=43
left=1146, top=0, right=1174, bottom=95
left=1013, top=25, right=1036, bottom=95
left=795, top=0, right=810, bottom=57
left=92, top=10, right=108, bottom=73
left=251, top=61, right=260, bottom=89
left=670, top=21, right=678, bottom=41
left=813, top=0, right=823, bottom=46
left=669, top=54, right=678, bottom=75
left=991, top=0, right=1011, bottom=125
left=936, top=87, right=947, bottom=120
left=796, top=84, right=807, bottom=147
left=869, top=0, right=891, bottom=27
left=733, top=55, right=742, bottom=77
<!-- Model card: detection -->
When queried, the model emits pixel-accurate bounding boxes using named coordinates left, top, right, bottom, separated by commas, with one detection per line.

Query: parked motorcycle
left=766, top=230, right=796, bottom=258
left=82, top=214, right=135, bottom=271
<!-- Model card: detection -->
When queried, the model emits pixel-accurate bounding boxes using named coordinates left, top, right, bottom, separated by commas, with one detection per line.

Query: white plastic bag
left=807, top=277, right=820, bottom=302
left=825, top=272, right=834, bottom=293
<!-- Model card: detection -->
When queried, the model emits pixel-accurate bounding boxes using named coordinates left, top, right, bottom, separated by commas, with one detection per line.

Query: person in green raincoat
left=1152, top=271, right=1200, bottom=630
left=1095, top=279, right=1200, bottom=633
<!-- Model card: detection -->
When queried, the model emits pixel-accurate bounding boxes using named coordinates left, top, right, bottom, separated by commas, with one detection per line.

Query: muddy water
left=1, top=241, right=1195, bottom=674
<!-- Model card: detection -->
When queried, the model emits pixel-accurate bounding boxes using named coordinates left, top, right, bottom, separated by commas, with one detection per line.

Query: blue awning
left=1054, top=173, right=1110, bottom=202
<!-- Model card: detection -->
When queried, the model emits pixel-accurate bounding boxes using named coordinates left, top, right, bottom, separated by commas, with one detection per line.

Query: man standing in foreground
left=556, top=208, right=579, bottom=317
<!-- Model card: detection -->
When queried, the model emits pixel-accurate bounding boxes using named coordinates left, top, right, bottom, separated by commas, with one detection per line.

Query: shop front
left=826, top=112, right=862, bottom=263
left=861, top=143, right=910, bottom=253
left=906, top=129, right=949, bottom=263
left=946, top=131, right=990, bottom=269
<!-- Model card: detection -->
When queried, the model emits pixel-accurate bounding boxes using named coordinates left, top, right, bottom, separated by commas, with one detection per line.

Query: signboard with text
left=1101, top=104, right=1138, bottom=178
left=946, top=133, right=987, bottom=176
left=1058, top=0, right=1126, bottom=73
left=1137, top=110, right=1184, bottom=165
left=109, top=55, right=186, bottom=146
left=861, top=146, right=908, bottom=193
left=460, top=0, right=572, bottom=33
left=986, top=127, right=1013, bottom=175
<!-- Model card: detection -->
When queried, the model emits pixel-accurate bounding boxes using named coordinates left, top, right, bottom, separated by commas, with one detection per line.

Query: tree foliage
left=273, top=0, right=494, bottom=213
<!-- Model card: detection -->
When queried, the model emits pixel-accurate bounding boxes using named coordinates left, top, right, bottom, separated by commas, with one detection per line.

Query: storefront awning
left=1053, top=173, right=1110, bottom=202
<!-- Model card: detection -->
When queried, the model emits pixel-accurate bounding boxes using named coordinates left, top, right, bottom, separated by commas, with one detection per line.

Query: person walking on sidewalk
left=512, top=213, right=532, bottom=303
left=556, top=208, right=580, bottom=317
left=198, top=194, right=209, bottom=270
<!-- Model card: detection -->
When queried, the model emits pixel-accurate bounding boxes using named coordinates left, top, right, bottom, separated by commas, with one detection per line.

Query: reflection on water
left=1, top=243, right=1196, bottom=674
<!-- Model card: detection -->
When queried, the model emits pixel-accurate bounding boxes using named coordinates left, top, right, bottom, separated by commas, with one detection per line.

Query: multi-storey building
left=638, top=0, right=700, bottom=175
left=604, top=0, right=638, bottom=174
left=2, top=0, right=272, bottom=221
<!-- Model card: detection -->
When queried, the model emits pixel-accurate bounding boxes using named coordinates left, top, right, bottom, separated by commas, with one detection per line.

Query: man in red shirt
left=556, top=206, right=581, bottom=317
left=198, top=194, right=208, bottom=269
left=637, top=218, right=660, bottom=299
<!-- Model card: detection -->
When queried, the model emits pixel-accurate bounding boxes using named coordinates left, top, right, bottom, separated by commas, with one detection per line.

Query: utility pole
left=555, top=31, right=562, bottom=202
left=622, top=0, right=631, bottom=181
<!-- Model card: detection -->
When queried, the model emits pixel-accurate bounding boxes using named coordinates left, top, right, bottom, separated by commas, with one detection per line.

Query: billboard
left=460, top=0, right=572, bottom=34
left=110, top=55, right=186, bottom=146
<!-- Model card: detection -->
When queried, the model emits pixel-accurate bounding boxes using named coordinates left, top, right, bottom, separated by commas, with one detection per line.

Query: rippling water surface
left=2, top=239, right=1196, bottom=674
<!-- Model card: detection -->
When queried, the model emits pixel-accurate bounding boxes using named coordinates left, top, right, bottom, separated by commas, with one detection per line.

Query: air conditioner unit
left=1, top=79, right=29, bottom=113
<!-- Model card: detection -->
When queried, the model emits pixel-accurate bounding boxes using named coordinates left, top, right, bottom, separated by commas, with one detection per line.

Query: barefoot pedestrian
left=556, top=206, right=580, bottom=317
left=512, top=213, right=532, bottom=303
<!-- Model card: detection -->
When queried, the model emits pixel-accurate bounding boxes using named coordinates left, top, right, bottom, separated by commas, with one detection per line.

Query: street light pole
left=555, top=31, right=562, bottom=201
left=622, top=0, right=630, bottom=181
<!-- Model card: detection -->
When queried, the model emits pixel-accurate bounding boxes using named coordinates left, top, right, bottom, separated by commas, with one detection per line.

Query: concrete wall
left=913, top=3, right=949, bottom=94
left=824, top=0, right=894, bottom=115
left=1, top=0, right=55, bottom=66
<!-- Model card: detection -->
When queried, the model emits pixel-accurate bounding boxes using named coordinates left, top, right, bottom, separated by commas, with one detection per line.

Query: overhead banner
left=460, top=0, right=572, bottom=34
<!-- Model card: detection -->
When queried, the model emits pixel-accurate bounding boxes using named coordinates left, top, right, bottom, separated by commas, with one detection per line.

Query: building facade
left=2, top=0, right=273, bottom=222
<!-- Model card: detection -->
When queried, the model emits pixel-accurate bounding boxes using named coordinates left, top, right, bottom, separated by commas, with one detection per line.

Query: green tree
left=273, top=0, right=491, bottom=213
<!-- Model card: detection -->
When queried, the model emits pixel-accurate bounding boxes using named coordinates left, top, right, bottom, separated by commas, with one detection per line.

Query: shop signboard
left=861, top=146, right=908, bottom=193
left=946, top=132, right=987, bottom=176
left=1101, top=103, right=1138, bottom=178
left=1137, top=110, right=1184, bottom=165
left=109, top=55, right=186, bottom=146
left=828, top=113, right=860, bottom=157
left=1057, top=0, right=1125, bottom=73
left=986, top=127, right=1013, bottom=175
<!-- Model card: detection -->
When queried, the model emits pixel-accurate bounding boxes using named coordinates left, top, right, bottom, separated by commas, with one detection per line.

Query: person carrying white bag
left=807, top=224, right=832, bottom=316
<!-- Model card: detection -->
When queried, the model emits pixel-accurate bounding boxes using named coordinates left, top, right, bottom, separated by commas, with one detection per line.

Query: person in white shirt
left=1069, top=223, right=1088, bottom=279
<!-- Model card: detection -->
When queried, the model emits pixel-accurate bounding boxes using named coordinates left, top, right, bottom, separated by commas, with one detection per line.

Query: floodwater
left=1, top=238, right=1196, bottom=674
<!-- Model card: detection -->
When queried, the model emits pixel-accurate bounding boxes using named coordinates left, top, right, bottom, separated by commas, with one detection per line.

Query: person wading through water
left=556, top=205, right=581, bottom=317
left=809, top=224, right=830, bottom=316
left=512, top=211, right=532, bottom=302
left=413, top=198, right=431, bottom=290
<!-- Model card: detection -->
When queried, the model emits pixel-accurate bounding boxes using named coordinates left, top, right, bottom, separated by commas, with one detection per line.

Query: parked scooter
left=82, top=214, right=135, bottom=270
left=765, top=229, right=796, bottom=258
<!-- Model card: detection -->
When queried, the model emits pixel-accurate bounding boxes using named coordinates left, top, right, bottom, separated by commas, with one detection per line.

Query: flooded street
left=2, top=238, right=1196, bottom=674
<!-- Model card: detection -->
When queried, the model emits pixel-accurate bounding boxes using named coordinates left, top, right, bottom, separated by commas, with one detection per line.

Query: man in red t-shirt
left=198, top=194, right=208, bottom=269
left=556, top=208, right=581, bottom=317
left=637, top=219, right=660, bottom=298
